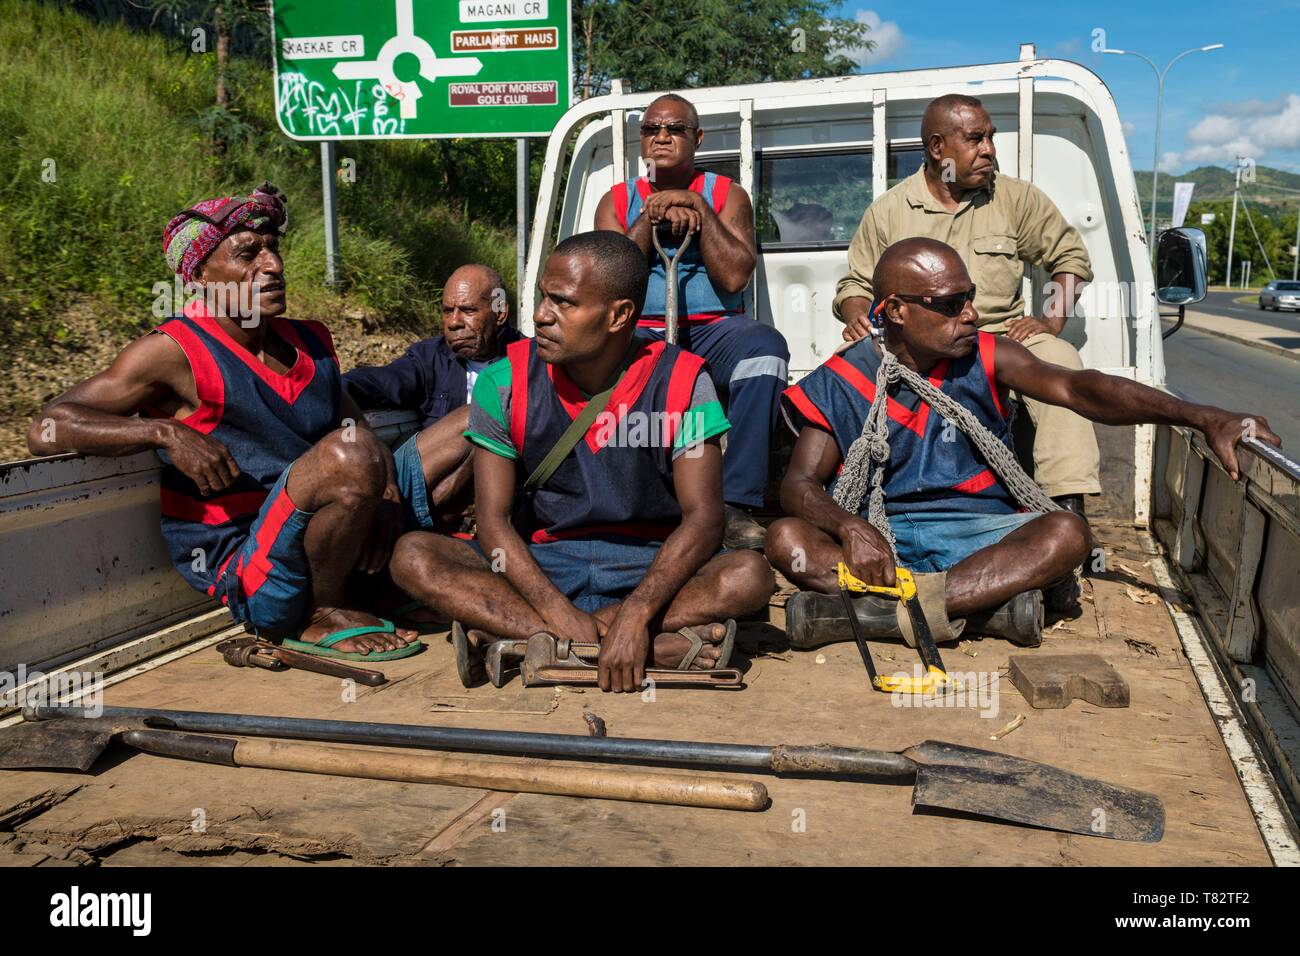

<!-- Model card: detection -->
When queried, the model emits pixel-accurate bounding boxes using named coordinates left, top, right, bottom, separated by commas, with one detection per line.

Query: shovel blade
left=0, top=718, right=143, bottom=772
left=905, top=740, right=1165, bottom=843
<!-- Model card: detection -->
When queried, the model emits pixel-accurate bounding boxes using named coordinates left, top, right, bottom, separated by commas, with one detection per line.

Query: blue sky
left=832, top=1, right=1300, bottom=175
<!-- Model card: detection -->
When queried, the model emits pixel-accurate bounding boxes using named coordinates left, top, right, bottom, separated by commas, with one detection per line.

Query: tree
left=1188, top=200, right=1291, bottom=286
left=137, top=0, right=270, bottom=150
left=574, top=0, right=872, bottom=98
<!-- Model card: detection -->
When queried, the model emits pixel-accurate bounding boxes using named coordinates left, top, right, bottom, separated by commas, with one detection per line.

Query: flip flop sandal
left=451, top=621, right=486, bottom=687
left=282, top=619, right=424, bottom=661
left=674, top=619, right=737, bottom=671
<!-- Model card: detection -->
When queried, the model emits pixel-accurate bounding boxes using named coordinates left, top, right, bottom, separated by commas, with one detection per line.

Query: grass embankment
left=0, top=0, right=517, bottom=459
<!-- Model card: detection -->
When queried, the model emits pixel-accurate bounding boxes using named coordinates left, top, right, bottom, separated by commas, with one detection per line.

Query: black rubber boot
left=1042, top=572, right=1082, bottom=616
left=785, top=588, right=1045, bottom=649
left=722, top=504, right=766, bottom=551
left=964, top=590, right=1044, bottom=647
left=1052, top=494, right=1086, bottom=519
left=784, top=590, right=901, bottom=650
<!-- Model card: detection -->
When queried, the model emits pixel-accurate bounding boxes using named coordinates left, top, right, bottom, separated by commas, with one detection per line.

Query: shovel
left=652, top=221, right=693, bottom=346
left=12, top=705, right=1163, bottom=841
left=0, top=717, right=766, bottom=812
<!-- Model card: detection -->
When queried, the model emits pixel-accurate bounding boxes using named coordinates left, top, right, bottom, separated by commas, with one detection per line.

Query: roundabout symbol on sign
left=332, top=0, right=483, bottom=119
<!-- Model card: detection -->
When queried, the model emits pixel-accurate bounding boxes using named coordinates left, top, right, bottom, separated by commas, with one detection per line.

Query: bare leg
left=284, top=428, right=416, bottom=653
left=765, top=513, right=1089, bottom=617
left=941, top=512, right=1088, bottom=616
left=389, top=532, right=547, bottom=640
left=591, top=550, right=776, bottom=668
left=414, top=406, right=475, bottom=528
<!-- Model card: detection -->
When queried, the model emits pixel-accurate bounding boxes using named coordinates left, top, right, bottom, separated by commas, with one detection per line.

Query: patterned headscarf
left=163, top=182, right=288, bottom=283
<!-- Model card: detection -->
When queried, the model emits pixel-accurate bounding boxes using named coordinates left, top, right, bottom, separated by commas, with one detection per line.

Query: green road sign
left=271, top=0, right=572, bottom=140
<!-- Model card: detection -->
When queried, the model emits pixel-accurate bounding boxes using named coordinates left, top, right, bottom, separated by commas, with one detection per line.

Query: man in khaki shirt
left=834, top=93, right=1100, bottom=513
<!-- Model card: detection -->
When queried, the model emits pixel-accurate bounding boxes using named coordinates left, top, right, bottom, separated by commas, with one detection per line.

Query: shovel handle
left=651, top=224, right=693, bottom=346
left=125, top=730, right=768, bottom=812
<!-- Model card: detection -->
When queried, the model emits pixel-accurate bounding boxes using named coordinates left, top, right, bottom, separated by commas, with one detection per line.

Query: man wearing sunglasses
left=595, top=93, right=789, bottom=551
left=833, top=93, right=1100, bottom=520
left=768, top=237, right=1280, bottom=650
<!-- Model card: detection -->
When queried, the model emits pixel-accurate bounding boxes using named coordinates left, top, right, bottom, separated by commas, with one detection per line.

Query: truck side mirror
left=1156, top=227, right=1208, bottom=306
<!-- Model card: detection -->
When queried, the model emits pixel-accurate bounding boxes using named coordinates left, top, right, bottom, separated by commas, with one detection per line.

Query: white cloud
left=1122, top=120, right=1136, bottom=137
left=1207, top=95, right=1289, bottom=118
left=1163, top=93, right=1300, bottom=170
left=846, top=10, right=905, bottom=66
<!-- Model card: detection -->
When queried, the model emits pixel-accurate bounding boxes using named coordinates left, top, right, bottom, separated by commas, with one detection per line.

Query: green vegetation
left=0, top=0, right=518, bottom=354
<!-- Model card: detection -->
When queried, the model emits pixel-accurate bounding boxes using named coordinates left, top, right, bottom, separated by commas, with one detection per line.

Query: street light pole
left=1102, top=44, right=1224, bottom=257
left=1227, top=157, right=1243, bottom=287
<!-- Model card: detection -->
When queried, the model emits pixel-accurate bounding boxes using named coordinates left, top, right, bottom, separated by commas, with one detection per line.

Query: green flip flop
left=282, top=619, right=424, bottom=662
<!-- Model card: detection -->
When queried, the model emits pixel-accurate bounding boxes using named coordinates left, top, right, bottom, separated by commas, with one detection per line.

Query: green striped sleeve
left=464, top=358, right=518, bottom=460
left=671, top=371, right=732, bottom=459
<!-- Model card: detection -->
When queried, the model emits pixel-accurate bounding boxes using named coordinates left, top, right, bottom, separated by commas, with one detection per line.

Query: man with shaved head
left=391, top=231, right=775, bottom=693
left=770, top=237, right=1279, bottom=649
left=834, top=93, right=1101, bottom=520
left=345, top=263, right=522, bottom=533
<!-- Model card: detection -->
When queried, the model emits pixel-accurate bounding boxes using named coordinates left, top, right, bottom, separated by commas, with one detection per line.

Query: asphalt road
left=1162, top=322, right=1300, bottom=453
left=1195, top=289, right=1300, bottom=336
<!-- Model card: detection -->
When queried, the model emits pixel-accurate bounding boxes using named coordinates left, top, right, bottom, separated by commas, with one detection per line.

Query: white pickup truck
left=0, top=48, right=1297, bottom=867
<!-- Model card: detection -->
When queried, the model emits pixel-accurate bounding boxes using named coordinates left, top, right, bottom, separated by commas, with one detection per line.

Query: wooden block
left=1008, top=654, right=1130, bottom=709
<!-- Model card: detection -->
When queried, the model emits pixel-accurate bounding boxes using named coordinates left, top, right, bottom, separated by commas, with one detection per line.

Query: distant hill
left=1134, top=164, right=1300, bottom=219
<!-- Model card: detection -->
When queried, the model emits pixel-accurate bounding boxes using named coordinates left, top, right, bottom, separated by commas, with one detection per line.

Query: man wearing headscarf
left=28, top=183, right=423, bottom=661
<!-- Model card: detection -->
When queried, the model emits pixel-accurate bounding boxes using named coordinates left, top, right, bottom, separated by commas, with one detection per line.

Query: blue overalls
left=612, top=171, right=789, bottom=507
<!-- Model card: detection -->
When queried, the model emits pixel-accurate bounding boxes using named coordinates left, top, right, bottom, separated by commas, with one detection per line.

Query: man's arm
left=599, top=184, right=758, bottom=294
left=342, top=345, right=429, bottom=412
left=595, top=190, right=654, bottom=257
left=472, top=447, right=604, bottom=646
left=687, top=184, right=757, bottom=294
left=834, top=205, right=885, bottom=341
left=1005, top=271, right=1086, bottom=342
left=597, top=439, right=726, bottom=692
left=779, top=425, right=897, bottom=586
left=27, top=333, right=239, bottom=495
left=994, top=336, right=1281, bottom=480
left=1006, top=183, right=1093, bottom=342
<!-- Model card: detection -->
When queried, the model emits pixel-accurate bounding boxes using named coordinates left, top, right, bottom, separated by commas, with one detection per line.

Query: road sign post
left=517, top=137, right=530, bottom=304
left=320, top=141, right=339, bottom=287
left=270, top=1, right=572, bottom=286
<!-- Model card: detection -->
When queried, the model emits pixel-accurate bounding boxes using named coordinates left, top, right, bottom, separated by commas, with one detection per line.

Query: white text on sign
left=458, top=1, right=548, bottom=23
left=451, top=28, right=559, bottom=53
left=281, top=35, right=365, bottom=60
left=449, top=81, right=558, bottom=107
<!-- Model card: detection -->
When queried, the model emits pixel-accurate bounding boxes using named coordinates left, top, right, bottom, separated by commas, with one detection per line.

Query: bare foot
left=652, top=622, right=729, bottom=670
left=298, top=607, right=417, bottom=654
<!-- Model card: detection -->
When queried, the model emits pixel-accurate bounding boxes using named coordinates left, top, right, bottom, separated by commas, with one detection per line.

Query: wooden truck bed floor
left=0, top=524, right=1271, bottom=866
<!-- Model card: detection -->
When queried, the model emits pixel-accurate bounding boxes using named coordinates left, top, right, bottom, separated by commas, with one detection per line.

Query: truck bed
left=0, top=521, right=1273, bottom=867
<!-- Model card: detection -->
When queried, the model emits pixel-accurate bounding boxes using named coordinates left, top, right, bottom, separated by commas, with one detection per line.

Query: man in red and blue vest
left=28, top=184, right=422, bottom=660
left=767, top=238, right=1281, bottom=650
left=596, top=93, right=789, bottom=551
left=390, top=231, right=776, bottom=693
left=345, top=264, right=524, bottom=532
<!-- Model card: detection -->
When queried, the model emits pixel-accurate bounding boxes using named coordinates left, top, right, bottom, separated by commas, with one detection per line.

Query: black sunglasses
left=890, top=286, right=977, bottom=318
left=640, top=122, right=696, bottom=138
